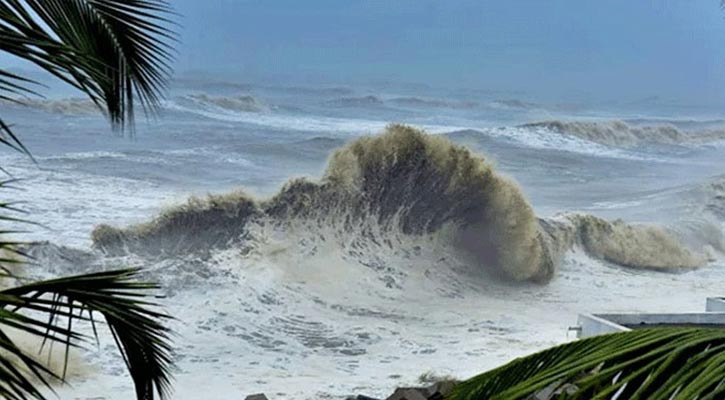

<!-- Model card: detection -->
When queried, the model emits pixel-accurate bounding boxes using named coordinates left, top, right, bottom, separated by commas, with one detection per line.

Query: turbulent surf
left=92, top=125, right=711, bottom=285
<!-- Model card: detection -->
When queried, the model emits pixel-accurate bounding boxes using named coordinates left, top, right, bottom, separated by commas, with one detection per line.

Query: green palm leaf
left=0, top=0, right=175, bottom=130
left=449, top=328, right=725, bottom=400
left=0, top=269, right=173, bottom=400
left=0, top=1, right=176, bottom=399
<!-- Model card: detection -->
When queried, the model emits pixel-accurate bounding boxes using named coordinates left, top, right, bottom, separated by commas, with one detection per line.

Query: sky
left=168, top=0, right=725, bottom=105
left=3, top=1, right=725, bottom=106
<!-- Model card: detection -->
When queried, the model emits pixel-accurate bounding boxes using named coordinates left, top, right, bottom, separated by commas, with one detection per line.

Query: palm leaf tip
left=450, top=327, right=725, bottom=400
left=0, top=268, right=174, bottom=400
left=1, top=0, right=176, bottom=132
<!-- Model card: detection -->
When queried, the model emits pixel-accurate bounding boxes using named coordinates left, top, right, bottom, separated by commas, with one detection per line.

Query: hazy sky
left=168, top=0, right=725, bottom=104
left=3, top=1, right=725, bottom=105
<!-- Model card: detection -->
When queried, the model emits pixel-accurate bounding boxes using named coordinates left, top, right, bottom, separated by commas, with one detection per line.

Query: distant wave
left=266, top=85, right=354, bottom=96
left=180, top=94, right=268, bottom=113
left=92, top=125, right=710, bottom=286
left=164, top=99, right=389, bottom=132
left=4, top=94, right=269, bottom=116
left=2, top=98, right=100, bottom=115
left=165, top=99, right=464, bottom=134
left=324, top=94, right=487, bottom=110
left=624, top=117, right=725, bottom=128
left=325, top=95, right=384, bottom=108
left=292, top=136, right=347, bottom=149
left=446, top=127, right=655, bottom=161
left=489, top=99, right=539, bottom=110
left=37, top=147, right=254, bottom=170
left=523, top=120, right=725, bottom=148
left=388, top=97, right=538, bottom=111
left=389, top=97, right=478, bottom=110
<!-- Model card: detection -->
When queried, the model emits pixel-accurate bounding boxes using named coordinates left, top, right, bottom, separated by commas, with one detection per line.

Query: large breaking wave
left=92, top=125, right=714, bottom=283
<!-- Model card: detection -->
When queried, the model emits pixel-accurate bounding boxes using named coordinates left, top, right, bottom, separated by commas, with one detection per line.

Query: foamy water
left=1, top=84, right=724, bottom=399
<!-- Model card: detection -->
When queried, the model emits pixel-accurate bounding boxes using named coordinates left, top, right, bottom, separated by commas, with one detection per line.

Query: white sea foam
left=473, top=126, right=661, bottom=160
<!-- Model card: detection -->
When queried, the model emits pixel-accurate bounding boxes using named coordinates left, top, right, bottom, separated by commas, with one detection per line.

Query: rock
left=385, top=381, right=458, bottom=400
left=426, top=381, right=457, bottom=400
left=245, top=394, right=269, bottom=400
left=386, top=388, right=429, bottom=400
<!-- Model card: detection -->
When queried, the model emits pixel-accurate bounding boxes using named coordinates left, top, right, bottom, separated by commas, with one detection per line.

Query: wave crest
left=93, top=125, right=550, bottom=281
left=523, top=120, right=725, bottom=147
left=390, top=97, right=478, bottom=110
left=92, top=125, right=710, bottom=283
left=541, top=214, right=707, bottom=271
left=182, top=94, right=267, bottom=113
left=325, top=96, right=384, bottom=107
left=92, top=191, right=259, bottom=256
left=490, top=99, right=538, bottom=110
left=3, top=98, right=100, bottom=115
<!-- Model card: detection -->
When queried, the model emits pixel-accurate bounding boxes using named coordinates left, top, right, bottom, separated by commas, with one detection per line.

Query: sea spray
left=93, top=125, right=550, bottom=281
left=92, top=125, right=711, bottom=281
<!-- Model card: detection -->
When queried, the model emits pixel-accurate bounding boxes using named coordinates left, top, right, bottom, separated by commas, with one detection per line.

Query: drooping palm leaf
left=0, top=0, right=175, bottom=130
left=0, top=268, right=173, bottom=400
left=0, top=177, right=35, bottom=279
left=449, top=327, right=725, bottom=400
left=0, top=187, right=175, bottom=400
left=0, top=2, right=177, bottom=399
left=0, top=69, right=39, bottom=102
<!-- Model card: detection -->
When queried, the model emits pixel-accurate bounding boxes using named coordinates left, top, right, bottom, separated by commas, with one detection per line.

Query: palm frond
left=0, top=69, right=40, bottom=102
left=0, top=268, right=174, bottom=400
left=0, top=178, right=33, bottom=279
left=0, top=118, right=33, bottom=160
left=0, top=2, right=176, bottom=399
left=450, top=328, right=725, bottom=400
left=0, top=0, right=175, bottom=130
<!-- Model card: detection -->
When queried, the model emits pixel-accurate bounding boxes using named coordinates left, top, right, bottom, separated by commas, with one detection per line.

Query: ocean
left=0, top=80, right=723, bottom=399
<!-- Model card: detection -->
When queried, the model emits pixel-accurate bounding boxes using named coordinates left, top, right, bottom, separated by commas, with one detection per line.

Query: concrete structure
left=577, top=299, right=725, bottom=338
left=576, top=313, right=631, bottom=337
